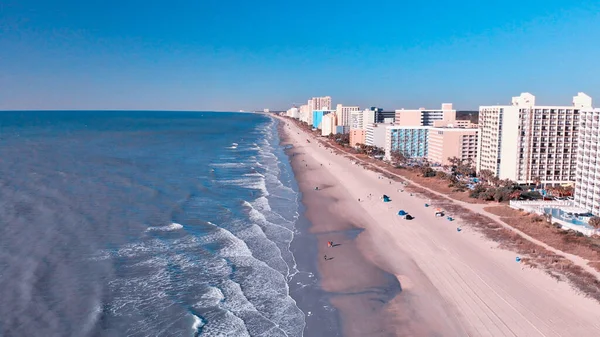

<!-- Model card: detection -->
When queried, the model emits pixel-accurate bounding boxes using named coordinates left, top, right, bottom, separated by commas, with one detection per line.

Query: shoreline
left=278, top=121, right=342, bottom=337
left=276, top=115, right=600, bottom=336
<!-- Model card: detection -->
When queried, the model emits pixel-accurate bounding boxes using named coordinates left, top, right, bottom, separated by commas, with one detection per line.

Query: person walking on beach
left=324, top=255, right=328, bottom=260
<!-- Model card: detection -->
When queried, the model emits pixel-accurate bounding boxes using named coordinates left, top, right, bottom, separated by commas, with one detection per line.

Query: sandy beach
left=278, top=116, right=600, bottom=337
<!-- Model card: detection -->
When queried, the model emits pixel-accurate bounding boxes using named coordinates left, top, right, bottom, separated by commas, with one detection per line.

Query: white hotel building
left=335, top=104, right=360, bottom=128
left=574, top=108, right=600, bottom=216
left=477, top=92, right=590, bottom=186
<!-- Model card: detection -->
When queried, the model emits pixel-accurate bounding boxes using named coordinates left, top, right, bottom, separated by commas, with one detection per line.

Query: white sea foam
left=145, top=222, right=183, bottom=232
left=106, top=119, right=304, bottom=336
left=198, top=285, right=225, bottom=306
left=191, top=314, right=204, bottom=334
left=199, top=222, right=254, bottom=258
left=210, top=162, right=246, bottom=168
left=243, top=172, right=265, bottom=178
left=219, top=177, right=267, bottom=194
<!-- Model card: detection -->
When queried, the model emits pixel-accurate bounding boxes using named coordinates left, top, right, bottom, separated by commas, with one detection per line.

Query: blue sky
left=1, top=0, right=599, bottom=111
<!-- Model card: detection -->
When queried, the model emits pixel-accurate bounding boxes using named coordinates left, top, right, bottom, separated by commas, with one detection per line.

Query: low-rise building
left=350, top=129, right=366, bottom=147
left=384, top=126, right=429, bottom=161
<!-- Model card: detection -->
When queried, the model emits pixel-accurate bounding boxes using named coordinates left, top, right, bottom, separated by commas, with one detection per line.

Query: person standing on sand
left=324, top=255, right=328, bottom=260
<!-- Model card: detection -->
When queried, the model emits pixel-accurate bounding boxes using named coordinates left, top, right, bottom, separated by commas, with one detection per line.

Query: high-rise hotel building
left=574, top=107, right=600, bottom=215
left=395, top=103, right=456, bottom=126
left=306, top=96, right=332, bottom=126
left=335, top=104, right=360, bottom=128
left=477, top=92, right=591, bottom=185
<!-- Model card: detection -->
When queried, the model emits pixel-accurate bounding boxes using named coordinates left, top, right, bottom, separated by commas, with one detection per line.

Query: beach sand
left=278, top=117, right=600, bottom=337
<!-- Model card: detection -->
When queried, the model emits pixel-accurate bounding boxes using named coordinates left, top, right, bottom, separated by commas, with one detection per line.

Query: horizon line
left=0, top=109, right=259, bottom=113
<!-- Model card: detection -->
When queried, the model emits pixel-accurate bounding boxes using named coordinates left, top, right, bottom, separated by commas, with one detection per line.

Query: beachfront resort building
left=395, top=103, right=456, bottom=127
left=574, top=107, right=600, bottom=216
left=365, top=107, right=395, bottom=123
left=362, top=109, right=376, bottom=127
left=349, top=109, right=363, bottom=130
left=335, top=104, right=360, bottom=128
left=428, top=120, right=479, bottom=166
left=349, top=108, right=378, bottom=131
left=350, top=129, right=366, bottom=147
left=336, top=125, right=348, bottom=134
left=384, top=126, right=429, bottom=161
left=477, top=92, right=590, bottom=186
left=312, top=109, right=333, bottom=129
left=286, top=107, right=299, bottom=119
left=307, top=96, right=332, bottom=125
left=298, top=104, right=310, bottom=124
left=365, top=123, right=391, bottom=149
left=321, top=113, right=337, bottom=136
left=305, top=97, right=331, bottom=125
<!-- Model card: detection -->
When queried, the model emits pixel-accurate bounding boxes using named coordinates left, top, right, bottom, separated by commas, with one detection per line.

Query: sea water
left=0, top=111, right=305, bottom=336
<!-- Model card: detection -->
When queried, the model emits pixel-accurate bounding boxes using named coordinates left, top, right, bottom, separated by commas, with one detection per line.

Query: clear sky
left=1, top=0, right=600, bottom=111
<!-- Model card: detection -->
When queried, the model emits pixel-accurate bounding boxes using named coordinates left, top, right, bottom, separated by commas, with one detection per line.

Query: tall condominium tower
left=395, top=103, right=456, bottom=126
left=574, top=107, right=600, bottom=215
left=335, top=104, right=360, bottom=127
left=477, top=92, right=591, bottom=185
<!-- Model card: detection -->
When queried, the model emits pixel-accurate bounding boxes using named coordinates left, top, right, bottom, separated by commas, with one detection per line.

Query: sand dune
left=278, top=117, right=600, bottom=337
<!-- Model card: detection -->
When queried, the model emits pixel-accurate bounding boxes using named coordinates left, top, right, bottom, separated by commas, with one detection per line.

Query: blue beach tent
left=398, top=210, right=407, bottom=216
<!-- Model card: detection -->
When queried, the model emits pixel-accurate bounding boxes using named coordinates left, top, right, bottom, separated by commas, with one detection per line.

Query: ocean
left=0, top=111, right=311, bottom=336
